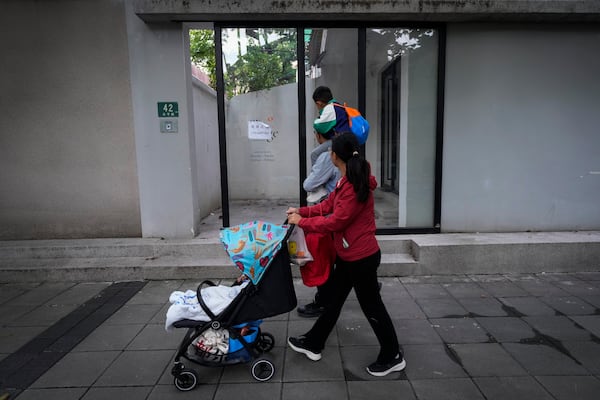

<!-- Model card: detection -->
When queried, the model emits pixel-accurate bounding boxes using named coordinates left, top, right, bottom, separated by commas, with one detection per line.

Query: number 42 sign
left=157, top=102, right=179, bottom=118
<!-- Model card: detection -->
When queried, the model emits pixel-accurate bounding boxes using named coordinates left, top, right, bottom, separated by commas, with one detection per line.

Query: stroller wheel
left=256, top=332, right=275, bottom=353
left=251, top=358, right=275, bottom=381
left=174, top=368, right=198, bottom=391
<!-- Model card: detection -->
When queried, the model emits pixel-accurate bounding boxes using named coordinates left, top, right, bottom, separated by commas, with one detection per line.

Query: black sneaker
left=366, top=354, right=406, bottom=377
left=287, top=336, right=322, bottom=361
left=297, top=302, right=325, bottom=318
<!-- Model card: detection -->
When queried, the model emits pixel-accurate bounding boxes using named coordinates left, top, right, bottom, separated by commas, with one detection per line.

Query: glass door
left=218, top=27, right=300, bottom=227
left=365, top=28, right=440, bottom=230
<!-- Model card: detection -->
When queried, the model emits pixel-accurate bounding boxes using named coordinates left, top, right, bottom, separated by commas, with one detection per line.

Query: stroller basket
left=169, top=220, right=297, bottom=391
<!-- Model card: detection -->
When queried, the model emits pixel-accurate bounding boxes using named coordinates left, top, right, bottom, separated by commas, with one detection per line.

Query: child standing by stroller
left=286, top=132, right=405, bottom=377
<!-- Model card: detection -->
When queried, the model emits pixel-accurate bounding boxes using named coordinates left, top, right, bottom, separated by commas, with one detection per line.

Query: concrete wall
left=191, top=78, right=221, bottom=219
left=442, top=24, right=600, bottom=232
left=125, top=6, right=205, bottom=238
left=226, top=84, right=300, bottom=200
left=0, top=0, right=141, bottom=239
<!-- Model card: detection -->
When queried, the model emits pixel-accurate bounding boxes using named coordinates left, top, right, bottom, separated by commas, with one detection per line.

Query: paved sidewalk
left=2, top=272, right=600, bottom=399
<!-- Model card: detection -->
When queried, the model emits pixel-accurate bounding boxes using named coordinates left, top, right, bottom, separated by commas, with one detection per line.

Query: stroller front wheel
left=256, top=332, right=275, bottom=353
left=174, top=368, right=198, bottom=391
left=251, top=358, right=275, bottom=381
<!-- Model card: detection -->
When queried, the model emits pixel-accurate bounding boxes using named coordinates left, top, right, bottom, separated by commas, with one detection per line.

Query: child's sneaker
left=366, top=353, right=406, bottom=376
left=287, top=336, right=322, bottom=361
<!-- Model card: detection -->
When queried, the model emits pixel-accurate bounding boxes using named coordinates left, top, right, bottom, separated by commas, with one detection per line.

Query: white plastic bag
left=288, top=225, right=314, bottom=266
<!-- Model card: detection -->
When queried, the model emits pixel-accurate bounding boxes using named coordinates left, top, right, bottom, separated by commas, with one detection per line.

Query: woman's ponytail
left=331, top=132, right=370, bottom=203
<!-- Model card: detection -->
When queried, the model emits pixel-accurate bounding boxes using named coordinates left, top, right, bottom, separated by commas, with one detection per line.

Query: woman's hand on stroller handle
left=286, top=207, right=301, bottom=225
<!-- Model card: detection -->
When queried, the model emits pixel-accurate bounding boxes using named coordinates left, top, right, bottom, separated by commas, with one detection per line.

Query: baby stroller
left=169, top=220, right=297, bottom=391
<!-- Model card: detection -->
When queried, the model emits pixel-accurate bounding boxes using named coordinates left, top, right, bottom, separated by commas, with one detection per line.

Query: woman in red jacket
left=286, top=132, right=405, bottom=377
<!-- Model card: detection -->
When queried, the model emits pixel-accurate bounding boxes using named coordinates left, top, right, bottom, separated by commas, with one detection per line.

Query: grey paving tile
left=148, top=383, right=216, bottom=399
left=411, top=378, right=485, bottom=400
left=392, top=319, right=443, bottom=345
left=9, top=282, right=75, bottom=306
left=82, top=386, right=154, bottom=400
left=441, top=282, right=489, bottom=298
left=536, top=376, right=600, bottom=400
left=127, top=323, right=186, bottom=350
left=523, top=316, right=593, bottom=341
left=415, top=297, right=469, bottom=318
left=261, top=319, right=289, bottom=347
left=456, top=297, right=509, bottom=317
left=540, top=296, right=597, bottom=315
left=404, top=283, right=451, bottom=299
left=9, top=303, right=79, bottom=327
left=479, top=281, right=529, bottom=297
left=475, top=317, right=536, bottom=342
left=379, top=277, right=411, bottom=300
left=30, top=351, right=120, bottom=388
left=94, top=350, right=174, bottom=386
left=473, top=376, right=554, bottom=400
left=386, top=298, right=428, bottom=319
left=347, top=380, right=415, bottom=400
left=0, top=282, right=40, bottom=305
left=0, top=326, right=46, bottom=353
left=336, top=318, right=379, bottom=346
left=430, top=318, right=492, bottom=343
left=126, top=280, right=184, bottom=305
left=402, top=344, right=467, bottom=380
left=449, top=343, right=528, bottom=377
left=220, top=347, right=284, bottom=383
left=73, top=323, right=145, bottom=351
left=0, top=303, right=36, bottom=325
left=578, top=295, right=600, bottom=308
left=513, top=279, right=569, bottom=297
left=570, top=315, right=600, bottom=338
left=283, top=346, right=344, bottom=382
left=282, top=381, right=346, bottom=400
left=562, top=340, right=600, bottom=374
left=214, top=382, right=283, bottom=400
left=400, top=275, right=472, bottom=284
left=498, top=297, right=556, bottom=316
left=502, top=343, right=589, bottom=375
left=48, top=282, right=112, bottom=305
left=103, top=303, right=164, bottom=325
left=552, top=279, right=600, bottom=297
left=150, top=302, right=171, bottom=324
left=13, top=388, right=87, bottom=400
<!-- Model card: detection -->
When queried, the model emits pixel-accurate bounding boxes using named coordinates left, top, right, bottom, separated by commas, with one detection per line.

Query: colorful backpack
left=334, top=103, right=370, bottom=145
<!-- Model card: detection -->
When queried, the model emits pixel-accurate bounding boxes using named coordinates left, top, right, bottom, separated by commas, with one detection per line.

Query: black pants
left=313, top=264, right=335, bottom=306
left=304, top=250, right=400, bottom=363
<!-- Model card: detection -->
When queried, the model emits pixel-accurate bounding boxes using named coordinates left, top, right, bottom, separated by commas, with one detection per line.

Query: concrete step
left=0, top=237, right=417, bottom=282
left=0, top=253, right=418, bottom=282
left=3, top=231, right=598, bottom=282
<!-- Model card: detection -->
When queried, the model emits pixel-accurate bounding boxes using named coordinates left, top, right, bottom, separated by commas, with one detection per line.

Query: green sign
left=158, top=102, right=179, bottom=118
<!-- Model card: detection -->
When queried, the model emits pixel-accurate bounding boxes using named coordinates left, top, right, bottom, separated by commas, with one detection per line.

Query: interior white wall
left=442, top=24, right=600, bottom=232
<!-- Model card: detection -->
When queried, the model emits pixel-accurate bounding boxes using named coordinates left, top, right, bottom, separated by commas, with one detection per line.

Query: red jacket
left=298, top=175, right=379, bottom=262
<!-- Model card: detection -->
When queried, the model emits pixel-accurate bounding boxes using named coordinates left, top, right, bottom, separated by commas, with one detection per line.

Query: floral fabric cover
left=220, top=220, right=289, bottom=285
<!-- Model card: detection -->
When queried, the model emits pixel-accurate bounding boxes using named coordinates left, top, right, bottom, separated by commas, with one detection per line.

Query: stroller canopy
left=220, top=220, right=290, bottom=285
